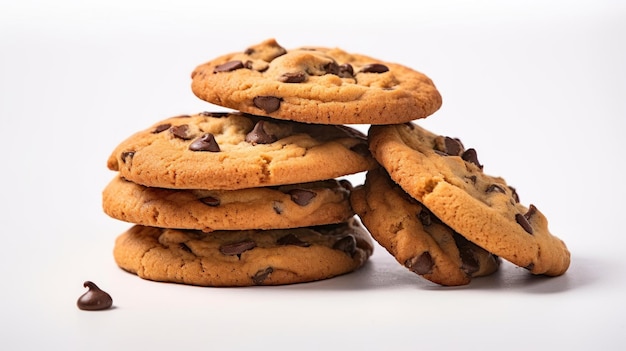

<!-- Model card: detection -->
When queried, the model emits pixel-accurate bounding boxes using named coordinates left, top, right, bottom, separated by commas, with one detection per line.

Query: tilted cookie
left=107, top=112, right=376, bottom=190
left=368, top=123, right=570, bottom=276
left=351, top=167, right=500, bottom=286
left=191, top=38, right=442, bottom=125
left=103, top=175, right=355, bottom=231
left=113, top=219, right=374, bottom=286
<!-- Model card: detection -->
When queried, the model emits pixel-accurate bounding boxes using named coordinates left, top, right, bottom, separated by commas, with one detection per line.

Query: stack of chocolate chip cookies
left=104, top=38, right=570, bottom=287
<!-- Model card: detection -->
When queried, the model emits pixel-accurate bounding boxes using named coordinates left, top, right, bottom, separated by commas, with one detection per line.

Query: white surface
left=1, top=1, right=625, bottom=350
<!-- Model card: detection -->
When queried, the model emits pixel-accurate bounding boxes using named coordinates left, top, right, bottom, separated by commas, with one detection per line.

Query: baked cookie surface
left=103, top=176, right=355, bottom=231
left=368, top=123, right=570, bottom=276
left=113, top=219, right=374, bottom=286
left=351, top=168, right=500, bottom=286
left=107, top=112, right=376, bottom=190
left=191, top=38, right=442, bottom=125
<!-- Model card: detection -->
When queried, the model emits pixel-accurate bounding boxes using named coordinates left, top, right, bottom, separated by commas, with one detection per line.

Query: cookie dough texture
left=351, top=168, right=500, bottom=286
left=113, top=219, right=374, bottom=286
left=107, top=111, right=376, bottom=190
left=103, top=176, right=355, bottom=231
left=368, top=122, right=570, bottom=276
left=191, top=38, right=442, bottom=125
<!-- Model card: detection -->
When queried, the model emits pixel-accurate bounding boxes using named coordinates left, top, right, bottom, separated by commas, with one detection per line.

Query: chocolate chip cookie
left=191, top=38, right=442, bottom=125
left=107, top=111, right=376, bottom=190
left=103, top=176, right=355, bottom=232
left=113, top=218, right=374, bottom=286
left=368, top=122, right=570, bottom=276
left=351, top=167, right=500, bottom=286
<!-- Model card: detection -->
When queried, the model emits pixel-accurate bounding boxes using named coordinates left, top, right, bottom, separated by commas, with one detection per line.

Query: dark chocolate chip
left=152, top=123, right=171, bottom=133
left=333, top=235, right=357, bottom=256
left=179, top=242, right=193, bottom=253
left=219, top=240, right=257, bottom=256
left=77, top=281, right=113, bottom=311
left=245, top=120, right=278, bottom=145
left=214, top=60, right=245, bottom=73
left=405, top=252, right=434, bottom=275
left=461, top=148, right=483, bottom=169
left=199, top=111, right=230, bottom=118
left=121, top=151, right=135, bottom=164
left=279, top=71, right=307, bottom=83
left=323, top=61, right=339, bottom=75
left=444, top=137, right=464, bottom=156
left=516, top=213, right=534, bottom=234
left=287, top=189, right=317, bottom=206
left=486, top=184, right=507, bottom=194
left=189, top=133, right=220, bottom=152
left=510, top=186, right=520, bottom=203
left=277, top=233, right=310, bottom=247
left=252, top=267, right=274, bottom=285
left=253, top=96, right=282, bottom=113
left=525, top=204, right=538, bottom=220
left=360, top=63, right=389, bottom=73
left=170, top=125, right=192, bottom=140
left=338, top=179, right=353, bottom=191
left=453, top=234, right=480, bottom=276
left=199, top=196, right=220, bottom=206
left=338, top=63, right=354, bottom=78
left=418, top=209, right=433, bottom=226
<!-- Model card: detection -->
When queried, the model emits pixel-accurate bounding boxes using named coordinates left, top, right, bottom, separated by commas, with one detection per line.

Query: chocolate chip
left=510, top=186, right=520, bottom=203
left=253, top=96, right=282, bottom=113
left=516, top=213, right=534, bottom=234
left=245, top=120, right=278, bottom=145
left=486, top=184, right=507, bottom=194
left=152, top=123, right=171, bottom=133
left=461, top=148, right=483, bottom=169
left=277, top=233, right=310, bottom=247
left=338, top=179, right=353, bottom=191
left=418, top=209, right=433, bottom=226
left=214, top=60, right=245, bottom=73
left=121, top=151, right=135, bottom=164
left=252, top=267, right=274, bottom=285
left=199, top=196, right=220, bottom=206
left=525, top=204, right=538, bottom=220
left=453, top=234, right=480, bottom=276
left=170, top=125, right=192, bottom=140
left=219, top=240, right=257, bottom=256
left=77, top=281, right=113, bottom=311
left=179, top=242, right=193, bottom=253
left=360, top=63, right=389, bottom=73
left=189, top=133, right=220, bottom=152
left=444, top=137, right=464, bottom=156
left=338, top=63, right=354, bottom=78
left=279, top=71, right=307, bottom=83
left=323, top=61, right=340, bottom=75
left=405, top=252, right=434, bottom=275
left=199, top=111, right=229, bottom=118
left=332, top=235, right=357, bottom=256
left=286, top=188, right=317, bottom=206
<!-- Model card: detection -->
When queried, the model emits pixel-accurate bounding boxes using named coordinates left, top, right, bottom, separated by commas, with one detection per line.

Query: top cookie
left=368, top=122, right=570, bottom=276
left=107, top=111, right=376, bottom=190
left=191, top=38, right=442, bottom=125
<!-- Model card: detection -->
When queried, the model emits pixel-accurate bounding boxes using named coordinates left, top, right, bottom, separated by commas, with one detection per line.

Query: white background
left=1, top=1, right=625, bottom=350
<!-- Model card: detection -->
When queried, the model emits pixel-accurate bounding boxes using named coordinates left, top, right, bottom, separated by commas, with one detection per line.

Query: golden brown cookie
left=351, top=167, right=500, bottom=286
left=113, top=219, right=374, bottom=287
left=368, top=122, right=570, bottom=276
left=102, top=176, right=355, bottom=232
left=107, top=112, right=376, bottom=190
left=191, top=38, right=442, bottom=125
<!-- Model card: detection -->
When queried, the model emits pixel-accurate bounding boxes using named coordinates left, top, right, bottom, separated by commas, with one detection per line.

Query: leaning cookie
left=191, top=38, right=442, bottom=125
left=113, top=219, right=374, bottom=286
left=103, top=175, right=355, bottom=232
left=351, top=167, right=500, bottom=286
left=368, top=122, right=570, bottom=276
left=107, top=111, right=376, bottom=190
